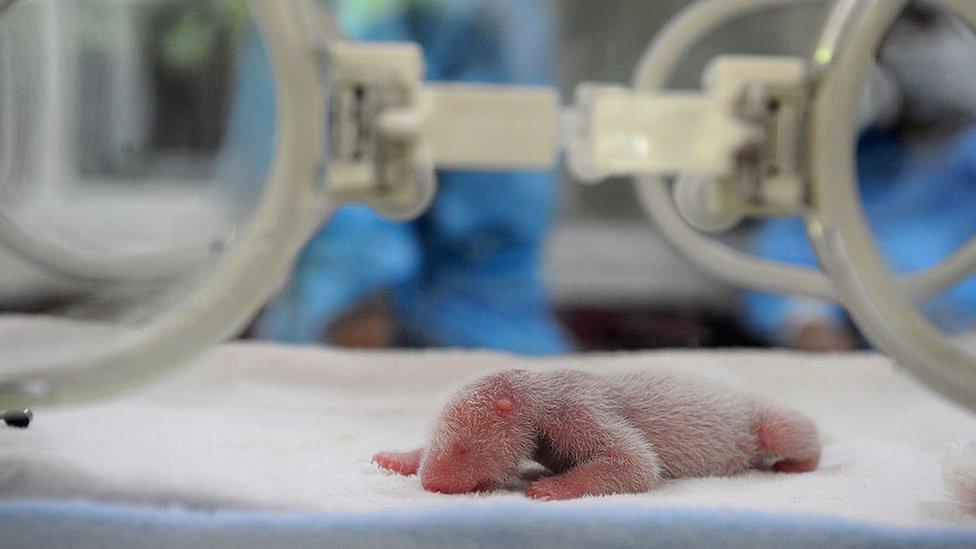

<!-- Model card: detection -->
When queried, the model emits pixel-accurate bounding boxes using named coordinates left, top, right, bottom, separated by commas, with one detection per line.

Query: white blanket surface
left=2, top=343, right=976, bottom=530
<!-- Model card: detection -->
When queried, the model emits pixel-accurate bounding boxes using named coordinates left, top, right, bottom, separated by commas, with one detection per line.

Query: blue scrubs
left=746, top=126, right=976, bottom=343
left=250, top=0, right=569, bottom=354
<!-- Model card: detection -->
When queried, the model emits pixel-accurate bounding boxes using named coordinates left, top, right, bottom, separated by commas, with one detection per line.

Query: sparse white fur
left=944, top=439, right=976, bottom=509
left=401, top=369, right=821, bottom=499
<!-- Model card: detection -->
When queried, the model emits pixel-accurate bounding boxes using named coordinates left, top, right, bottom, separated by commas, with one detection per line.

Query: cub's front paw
left=372, top=449, right=423, bottom=476
left=526, top=478, right=582, bottom=501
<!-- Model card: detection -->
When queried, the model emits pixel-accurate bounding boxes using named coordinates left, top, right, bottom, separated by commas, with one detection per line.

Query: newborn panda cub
left=373, top=369, right=820, bottom=500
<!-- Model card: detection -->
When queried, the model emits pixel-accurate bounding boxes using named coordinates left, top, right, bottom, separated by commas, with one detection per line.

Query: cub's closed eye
left=452, top=443, right=470, bottom=456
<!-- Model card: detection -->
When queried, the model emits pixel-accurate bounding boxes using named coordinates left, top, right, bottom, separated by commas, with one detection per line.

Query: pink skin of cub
left=372, top=369, right=821, bottom=500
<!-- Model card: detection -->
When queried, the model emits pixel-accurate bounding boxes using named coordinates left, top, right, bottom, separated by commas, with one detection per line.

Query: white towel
left=2, top=342, right=976, bottom=530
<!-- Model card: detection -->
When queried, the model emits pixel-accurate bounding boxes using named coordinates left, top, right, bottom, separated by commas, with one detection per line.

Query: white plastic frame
left=634, top=0, right=976, bottom=409
left=808, top=0, right=976, bottom=410
left=5, top=0, right=976, bottom=413
left=0, top=0, right=330, bottom=407
left=633, top=0, right=976, bottom=303
left=0, top=0, right=561, bottom=407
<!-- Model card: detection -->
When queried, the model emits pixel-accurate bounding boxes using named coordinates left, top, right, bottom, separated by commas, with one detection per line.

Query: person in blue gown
left=226, top=0, right=570, bottom=354
left=745, top=3, right=976, bottom=350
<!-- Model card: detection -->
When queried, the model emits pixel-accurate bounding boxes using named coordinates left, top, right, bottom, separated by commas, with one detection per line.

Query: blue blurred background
left=2, top=0, right=974, bottom=355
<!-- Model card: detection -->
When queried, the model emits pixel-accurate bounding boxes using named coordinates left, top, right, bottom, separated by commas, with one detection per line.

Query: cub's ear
left=494, top=398, right=515, bottom=414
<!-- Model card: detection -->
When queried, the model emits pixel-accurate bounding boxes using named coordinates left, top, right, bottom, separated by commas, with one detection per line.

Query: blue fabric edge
left=2, top=499, right=975, bottom=548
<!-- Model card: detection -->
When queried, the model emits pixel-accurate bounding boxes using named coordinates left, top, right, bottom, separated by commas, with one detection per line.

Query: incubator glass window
left=0, top=0, right=276, bottom=397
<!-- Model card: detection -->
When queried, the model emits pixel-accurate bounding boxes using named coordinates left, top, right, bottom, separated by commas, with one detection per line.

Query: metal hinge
left=319, top=41, right=559, bottom=221
left=568, top=56, right=811, bottom=220
left=324, top=42, right=436, bottom=221
left=716, top=77, right=810, bottom=217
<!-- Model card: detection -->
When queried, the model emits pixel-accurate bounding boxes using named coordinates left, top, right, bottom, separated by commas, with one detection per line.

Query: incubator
left=2, top=0, right=976, bottom=414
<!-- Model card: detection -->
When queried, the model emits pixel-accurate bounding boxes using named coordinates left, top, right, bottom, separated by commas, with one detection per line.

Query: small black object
left=2, top=409, right=32, bottom=429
